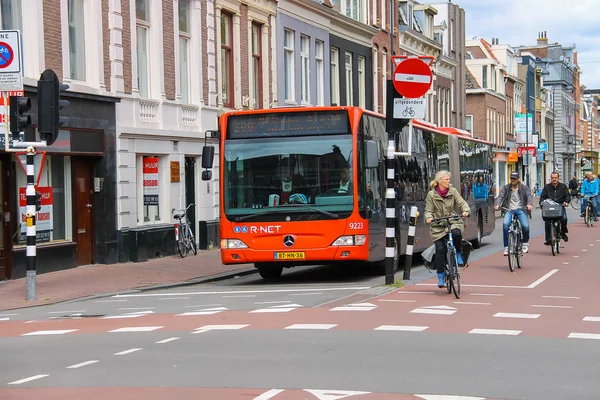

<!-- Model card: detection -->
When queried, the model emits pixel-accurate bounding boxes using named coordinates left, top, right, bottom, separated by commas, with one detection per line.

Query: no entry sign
left=392, top=57, right=433, bottom=99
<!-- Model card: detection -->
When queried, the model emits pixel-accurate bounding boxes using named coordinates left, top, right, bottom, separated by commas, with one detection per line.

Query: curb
left=4, top=266, right=259, bottom=311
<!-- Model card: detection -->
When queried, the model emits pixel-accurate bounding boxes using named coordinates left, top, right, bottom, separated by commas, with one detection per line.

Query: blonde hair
left=430, top=170, right=451, bottom=189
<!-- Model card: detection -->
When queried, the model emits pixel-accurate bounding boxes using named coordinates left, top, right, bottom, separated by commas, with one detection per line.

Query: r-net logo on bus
left=233, top=225, right=282, bottom=234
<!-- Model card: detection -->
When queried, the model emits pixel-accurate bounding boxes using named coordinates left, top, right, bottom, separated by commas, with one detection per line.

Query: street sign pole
left=25, top=146, right=37, bottom=300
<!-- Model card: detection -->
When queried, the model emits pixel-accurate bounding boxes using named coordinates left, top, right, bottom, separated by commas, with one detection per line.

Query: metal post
left=403, top=206, right=418, bottom=280
left=385, top=138, right=396, bottom=285
left=25, top=146, right=37, bottom=301
left=525, top=106, right=530, bottom=188
left=3, top=92, right=10, bottom=152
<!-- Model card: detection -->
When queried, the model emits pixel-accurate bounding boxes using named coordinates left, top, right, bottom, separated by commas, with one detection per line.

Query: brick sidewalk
left=0, top=250, right=253, bottom=312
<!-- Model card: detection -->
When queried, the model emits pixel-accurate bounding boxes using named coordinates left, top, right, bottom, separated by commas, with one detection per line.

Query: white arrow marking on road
left=304, top=389, right=371, bottom=399
left=416, top=395, right=486, bottom=400
left=22, top=329, right=78, bottom=336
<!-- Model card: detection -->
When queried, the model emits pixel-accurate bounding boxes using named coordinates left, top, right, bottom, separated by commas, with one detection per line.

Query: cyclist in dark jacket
left=539, top=172, right=570, bottom=244
left=494, top=171, right=533, bottom=255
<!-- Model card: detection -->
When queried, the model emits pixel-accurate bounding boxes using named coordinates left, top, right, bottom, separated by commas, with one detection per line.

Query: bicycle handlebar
left=171, top=204, right=196, bottom=215
left=430, top=215, right=462, bottom=225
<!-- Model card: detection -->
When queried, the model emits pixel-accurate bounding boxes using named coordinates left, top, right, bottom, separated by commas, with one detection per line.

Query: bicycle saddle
left=173, top=213, right=185, bottom=220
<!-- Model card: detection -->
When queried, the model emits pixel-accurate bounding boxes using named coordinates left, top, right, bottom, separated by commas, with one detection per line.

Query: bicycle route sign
left=0, top=30, right=23, bottom=91
left=393, top=97, right=425, bottom=119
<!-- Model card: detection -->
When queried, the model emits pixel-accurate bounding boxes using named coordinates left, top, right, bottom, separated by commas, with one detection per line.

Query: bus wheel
left=472, top=214, right=483, bottom=249
left=255, top=263, right=283, bottom=279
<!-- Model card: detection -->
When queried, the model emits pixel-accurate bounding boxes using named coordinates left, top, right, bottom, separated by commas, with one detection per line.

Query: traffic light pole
left=25, top=146, right=37, bottom=300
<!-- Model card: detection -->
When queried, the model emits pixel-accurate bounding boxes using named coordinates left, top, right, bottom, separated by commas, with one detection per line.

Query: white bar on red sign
left=394, top=73, right=431, bottom=84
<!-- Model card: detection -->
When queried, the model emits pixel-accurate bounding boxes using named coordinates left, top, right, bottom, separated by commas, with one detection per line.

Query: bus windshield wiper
left=232, top=205, right=339, bottom=221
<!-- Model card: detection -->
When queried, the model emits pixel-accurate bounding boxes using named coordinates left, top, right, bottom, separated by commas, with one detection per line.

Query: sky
left=457, top=0, right=600, bottom=89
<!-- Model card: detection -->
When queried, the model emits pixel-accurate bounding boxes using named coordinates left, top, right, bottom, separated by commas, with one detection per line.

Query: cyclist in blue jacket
left=580, top=171, right=599, bottom=220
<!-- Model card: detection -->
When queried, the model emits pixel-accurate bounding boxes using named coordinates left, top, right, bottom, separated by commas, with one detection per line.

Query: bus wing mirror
left=201, top=170, right=212, bottom=181
left=365, top=140, right=379, bottom=169
left=201, top=146, right=215, bottom=169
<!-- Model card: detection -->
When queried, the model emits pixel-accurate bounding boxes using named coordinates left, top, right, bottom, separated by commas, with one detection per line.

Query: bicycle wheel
left=516, top=235, right=523, bottom=269
left=571, top=196, right=580, bottom=209
left=177, top=238, right=187, bottom=258
left=550, top=223, right=556, bottom=256
left=189, top=236, right=198, bottom=255
left=445, top=250, right=452, bottom=294
left=507, top=232, right=516, bottom=272
left=450, top=255, right=460, bottom=299
left=586, top=206, right=592, bottom=227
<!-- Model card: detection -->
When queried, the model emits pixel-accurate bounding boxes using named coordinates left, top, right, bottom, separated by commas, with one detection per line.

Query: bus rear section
left=218, top=107, right=375, bottom=279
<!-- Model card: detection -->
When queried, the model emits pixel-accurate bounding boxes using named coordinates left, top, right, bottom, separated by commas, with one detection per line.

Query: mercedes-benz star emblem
left=283, top=235, right=295, bottom=247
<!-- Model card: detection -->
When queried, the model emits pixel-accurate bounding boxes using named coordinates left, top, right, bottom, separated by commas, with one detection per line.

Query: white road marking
left=378, top=299, right=416, bottom=303
left=102, top=315, right=143, bottom=319
left=416, top=395, right=486, bottom=400
left=573, top=255, right=579, bottom=258
left=582, top=249, right=587, bottom=252
left=562, top=262, right=569, bottom=265
left=527, top=269, right=559, bottom=288
left=95, top=299, right=127, bottom=303
left=109, top=326, right=163, bottom=333
left=590, top=244, right=595, bottom=246
left=156, top=337, right=180, bottom=344
left=417, top=283, right=522, bottom=289
left=253, top=389, right=285, bottom=400
left=289, top=293, right=322, bottom=296
left=0, top=313, right=17, bottom=316
left=47, top=310, right=86, bottom=314
left=330, top=306, right=376, bottom=312
left=126, top=311, right=154, bottom=315
left=113, top=286, right=372, bottom=298
left=469, top=329, right=521, bottom=336
left=542, top=296, right=580, bottom=299
left=22, top=329, right=78, bottom=336
left=251, top=308, right=296, bottom=313
left=223, top=295, right=256, bottom=298
left=157, top=297, right=190, bottom=301
left=0, top=317, right=9, bottom=321
left=177, top=311, right=222, bottom=316
left=568, top=333, right=600, bottom=340
left=374, top=325, right=428, bottom=332
left=583, top=316, right=600, bottom=322
left=114, top=348, right=142, bottom=355
left=254, top=301, right=291, bottom=305
left=454, top=302, right=491, bottom=305
left=284, top=324, right=337, bottom=330
left=197, top=307, right=228, bottom=311
left=185, top=303, right=222, bottom=308
left=494, top=312, right=540, bottom=319
left=410, top=308, right=456, bottom=315
left=532, top=304, right=572, bottom=309
left=304, top=389, right=371, bottom=399
left=66, top=360, right=99, bottom=369
left=193, top=324, right=248, bottom=332
left=8, top=374, right=49, bottom=385
left=272, top=304, right=303, bottom=308
left=423, top=305, right=456, bottom=310
left=471, top=293, right=503, bottom=296
left=117, top=307, right=157, bottom=310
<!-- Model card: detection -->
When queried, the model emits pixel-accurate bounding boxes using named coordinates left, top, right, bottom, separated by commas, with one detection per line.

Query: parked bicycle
left=540, top=200, right=564, bottom=256
left=430, top=214, right=463, bottom=299
left=583, top=195, right=597, bottom=227
left=172, top=204, right=197, bottom=258
left=500, top=207, right=526, bottom=271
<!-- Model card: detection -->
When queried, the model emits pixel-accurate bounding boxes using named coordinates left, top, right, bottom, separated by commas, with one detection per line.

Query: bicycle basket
left=541, top=203, right=564, bottom=221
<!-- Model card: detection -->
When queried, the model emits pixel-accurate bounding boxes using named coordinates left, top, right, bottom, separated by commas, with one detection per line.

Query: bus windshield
left=224, top=135, right=354, bottom=221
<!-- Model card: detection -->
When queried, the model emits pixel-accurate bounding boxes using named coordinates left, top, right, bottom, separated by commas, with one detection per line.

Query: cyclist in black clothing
left=540, top=172, right=570, bottom=245
left=568, top=175, right=579, bottom=196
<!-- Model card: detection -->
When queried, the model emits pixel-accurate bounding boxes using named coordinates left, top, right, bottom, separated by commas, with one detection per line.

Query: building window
left=136, top=0, right=150, bottom=98
left=14, top=155, right=72, bottom=245
left=380, top=0, right=385, bottom=28
left=221, top=12, right=233, bottom=107
left=251, top=23, right=263, bottom=109
left=315, top=40, right=324, bottom=106
left=372, top=47, right=378, bottom=112
left=345, top=0, right=365, bottom=23
left=371, top=0, right=377, bottom=26
left=330, top=47, right=340, bottom=106
left=491, top=65, right=496, bottom=91
left=382, top=49, right=387, bottom=114
left=451, top=82, right=455, bottom=112
left=345, top=52, right=353, bottom=106
left=179, top=0, right=190, bottom=103
left=68, top=0, right=86, bottom=81
left=0, top=0, right=21, bottom=30
left=482, top=65, right=488, bottom=89
left=358, top=56, right=365, bottom=108
left=140, top=155, right=161, bottom=222
left=300, top=35, right=310, bottom=104
left=284, top=29, right=295, bottom=102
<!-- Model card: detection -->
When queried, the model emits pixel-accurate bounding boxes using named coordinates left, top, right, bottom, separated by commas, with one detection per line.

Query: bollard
left=385, top=138, right=396, bottom=285
left=403, top=206, right=419, bottom=281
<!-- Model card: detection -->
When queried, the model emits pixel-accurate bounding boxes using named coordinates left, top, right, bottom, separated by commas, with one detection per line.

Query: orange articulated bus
left=200, top=106, right=495, bottom=279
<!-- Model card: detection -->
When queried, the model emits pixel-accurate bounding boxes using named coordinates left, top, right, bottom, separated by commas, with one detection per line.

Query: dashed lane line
left=375, top=325, right=428, bottom=332
left=21, top=329, right=78, bottom=336
left=568, top=333, right=600, bottom=340
left=284, top=324, right=337, bottom=330
left=469, top=329, right=521, bottom=336
left=66, top=360, right=99, bottom=369
left=8, top=374, right=49, bottom=385
left=114, top=348, right=142, bottom=355
left=542, top=296, right=580, bottom=299
left=109, top=326, right=163, bottom=333
left=583, top=316, right=600, bottom=322
left=531, top=305, right=572, bottom=309
left=156, top=337, right=180, bottom=344
left=493, top=313, right=540, bottom=319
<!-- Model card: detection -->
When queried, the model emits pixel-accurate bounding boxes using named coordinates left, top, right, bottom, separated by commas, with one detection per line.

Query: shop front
left=0, top=88, right=118, bottom=280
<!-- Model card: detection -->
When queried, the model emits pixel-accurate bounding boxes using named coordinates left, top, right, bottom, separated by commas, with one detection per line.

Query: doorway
left=73, top=158, right=94, bottom=266
left=185, top=157, right=196, bottom=236
left=0, top=157, right=11, bottom=279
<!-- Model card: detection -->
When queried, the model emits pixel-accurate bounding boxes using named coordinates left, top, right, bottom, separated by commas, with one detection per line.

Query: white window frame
left=67, top=0, right=86, bottom=81
left=315, top=40, right=324, bottom=106
left=371, top=0, right=377, bottom=26
left=136, top=0, right=150, bottom=98
left=380, top=0, right=386, bottom=29
left=372, top=47, right=378, bottom=112
left=466, top=115, right=473, bottom=134
left=382, top=49, right=387, bottom=114
left=345, top=51, right=353, bottom=106
left=331, top=47, right=340, bottom=106
left=343, top=0, right=367, bottom=24
left=358, top=56, right=365, bottom=108
left=178, top=0, right=191, bottom=103
left=284, top=29, right=295, bottom=103
left=0, top=0, right=22, bottom=30
left=300, top=34, right=310, bottom=105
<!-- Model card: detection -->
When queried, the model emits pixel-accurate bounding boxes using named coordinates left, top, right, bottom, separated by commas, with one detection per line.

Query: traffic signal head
left=9, top=96, right=32, bottom=141
left=37, top=69, right=70, bottom=146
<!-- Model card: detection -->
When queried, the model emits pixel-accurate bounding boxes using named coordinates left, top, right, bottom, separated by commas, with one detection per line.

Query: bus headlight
left=331, top=235, right=367, bottom=246
left=221, top=239, right=248, bottom=249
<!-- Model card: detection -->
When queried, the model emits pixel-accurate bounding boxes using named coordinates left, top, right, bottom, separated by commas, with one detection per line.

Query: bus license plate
left=274, top=252, right=305, bottom=260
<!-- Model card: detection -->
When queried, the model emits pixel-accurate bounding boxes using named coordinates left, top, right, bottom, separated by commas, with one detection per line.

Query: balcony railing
left=139, top=100, right=159, bottom=123
left=182, top=105, right=199, bottom=126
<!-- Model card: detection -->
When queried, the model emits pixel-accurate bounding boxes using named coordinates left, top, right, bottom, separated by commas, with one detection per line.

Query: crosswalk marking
left=284, top=324, right=337, bottom=330
left=374, top=325, right=428, bottom=332
left=493, top=312, right=540, bottom=319
left=109, top=326, right=163, bottom=333
left=469, top=329, right=521, bottom=336
left=21, top=329, right=77, bottom=336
